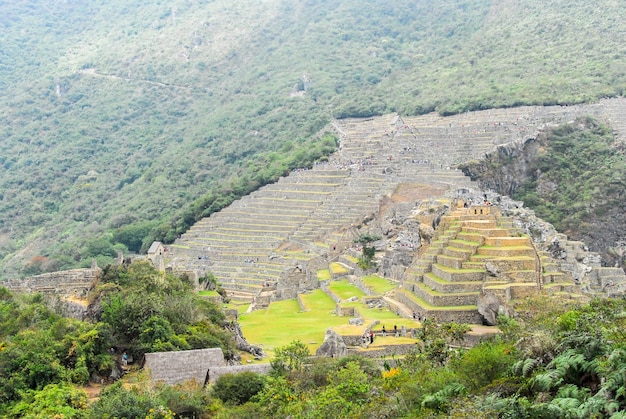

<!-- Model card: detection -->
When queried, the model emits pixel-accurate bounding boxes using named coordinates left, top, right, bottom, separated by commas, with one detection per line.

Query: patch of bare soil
left=84, top=383, right=103, bottom=402
left=391, top=183, right=448, bottom=203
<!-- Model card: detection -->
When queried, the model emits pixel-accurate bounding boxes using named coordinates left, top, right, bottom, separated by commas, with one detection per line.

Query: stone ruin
left=165, top=98, right=626, bottom=312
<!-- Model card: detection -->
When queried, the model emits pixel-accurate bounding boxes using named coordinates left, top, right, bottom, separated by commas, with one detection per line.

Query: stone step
left=507, top=270, right=538, bottom=282
left=423, top=272, right=506, bottom=293
left=483, top=237, right=531, bottom=247
left=466, top=257, right=536, bottom=271
left=394, top=289, right=483, bottom=324
left=483, top=282, right=539, bottom=299
left=475, top=246, right=535, bottom=258
left=436, top=254, right=466, bottom=269
left=460, top=218, right=498, bottom=228
left=448, top=239, right=481, bottom=252
left=413, top=282, right=479, bottom=307
left=442, top=246, right=473, bottom=260
left=461, top=227, right=511, bottom=237
left=431, top=263, right=485, bottom=282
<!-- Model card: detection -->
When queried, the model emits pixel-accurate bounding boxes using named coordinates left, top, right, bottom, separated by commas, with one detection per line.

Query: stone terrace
left=167, top=99, right=626, bottom=303
left=398, top=206, right=543, bottom=323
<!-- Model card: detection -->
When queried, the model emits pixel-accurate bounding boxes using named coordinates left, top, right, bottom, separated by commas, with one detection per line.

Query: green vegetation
left=328, top=279, right=366, bottom=300
left=97, top=262, right=235, bottom=358
left=4, top=270, right=626, bottom=417
left=212, top=371, right=267, bottom=405
left=316, top=269, right=331, bottom=281
left=0, top=261, right=235, bottom=416
left=218, top=297, right=626, bottom=418
left=362, top=274, right=397, bottom=295
left=461, top=117, right=626, bottom=267
left=329, top=262, right=350, bottom=276
left=355, top=233, right=382, bottom=269
left=239, top=291, right=346, bottom=356
left=3, top=0, right=626, bottom=278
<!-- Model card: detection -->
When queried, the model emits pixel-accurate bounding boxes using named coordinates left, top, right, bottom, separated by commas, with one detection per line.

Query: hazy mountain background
left=2, top=0, right=626, bottom=279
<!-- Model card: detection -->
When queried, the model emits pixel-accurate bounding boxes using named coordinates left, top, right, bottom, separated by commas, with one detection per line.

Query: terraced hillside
left=166, top=99, right=626, bottom=305
left=396, top=204, right=581, bottom=324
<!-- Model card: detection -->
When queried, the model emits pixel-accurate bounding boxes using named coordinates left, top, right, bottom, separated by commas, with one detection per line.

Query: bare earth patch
left=391, top=183, right=449, bottom=203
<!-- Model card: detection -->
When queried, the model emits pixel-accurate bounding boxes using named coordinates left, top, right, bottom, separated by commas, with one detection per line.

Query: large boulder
left=478, top=292, right=503, bottom=326
left=315, top=329, right=348, bottom=358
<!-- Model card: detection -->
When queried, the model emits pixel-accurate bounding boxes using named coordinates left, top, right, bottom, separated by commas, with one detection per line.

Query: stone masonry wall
left=2, top=268, right=100, bottom=298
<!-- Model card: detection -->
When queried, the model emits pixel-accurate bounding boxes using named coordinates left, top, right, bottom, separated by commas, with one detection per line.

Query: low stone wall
left=347, top=343, right=419, bottom=358
left=589, top=267, right=626, bottom=293
left=351, top=276, right=375, bottom=296
left=337, top=305, right=356, bottom=316
left=2, top=268, right=100, bottom=298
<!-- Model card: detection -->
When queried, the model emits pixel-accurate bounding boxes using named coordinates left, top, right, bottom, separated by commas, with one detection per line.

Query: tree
left=212, top=371, right=267, bottom=405
left=271, top=340, right=311, bottom=375
left=88, top=382, right=161, bottom=419
left=7, top=383, right=89, bottom=418
left=354, top=233, right=381, bottom=269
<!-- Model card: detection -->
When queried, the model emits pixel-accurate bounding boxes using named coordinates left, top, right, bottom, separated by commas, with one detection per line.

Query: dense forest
left=2, top=267, right=626, bottom=417
left=2, top=0, right=626, bottom=278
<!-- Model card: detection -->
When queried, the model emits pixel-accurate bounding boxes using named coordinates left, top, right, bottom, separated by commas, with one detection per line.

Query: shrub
left=212, top=372, right=267, bottom=405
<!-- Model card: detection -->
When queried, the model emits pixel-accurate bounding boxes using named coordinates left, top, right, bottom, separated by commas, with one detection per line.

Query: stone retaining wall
left=2, top=268, right=100, bottom=297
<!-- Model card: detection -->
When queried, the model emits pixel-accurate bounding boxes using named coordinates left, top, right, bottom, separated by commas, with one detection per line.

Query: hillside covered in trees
left=2, top=0, right=626, bottom=278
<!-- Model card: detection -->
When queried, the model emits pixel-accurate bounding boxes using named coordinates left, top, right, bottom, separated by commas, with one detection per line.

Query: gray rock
left=478, top=292, right=502, bottom=326
left=485, top=262, right=500, bottom=277
left=349, top=317, right=363, bottom=326
left=315, top=329, right=348, bottom=358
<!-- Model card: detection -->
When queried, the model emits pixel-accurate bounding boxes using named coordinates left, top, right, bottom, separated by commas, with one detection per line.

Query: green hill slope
left=2, top=0, right=626, bottom=278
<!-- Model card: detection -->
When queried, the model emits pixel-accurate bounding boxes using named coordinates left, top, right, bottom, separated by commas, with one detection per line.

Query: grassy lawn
left=198, top=290, right=219, bottom=296
left=341, top=301, right=417, bottom=329
left=239, top=290, right=346, bottom=356
left=317, top=269, right=331, bottom=281
left=344, top=255, right=359, bottom=264
left=330, top=262, right=350, bottom=275
left=362, top=274, right=397, bottom=295
left=329, top=279, right=366, bottom=300
left=238, top=288, right=417, bottom=357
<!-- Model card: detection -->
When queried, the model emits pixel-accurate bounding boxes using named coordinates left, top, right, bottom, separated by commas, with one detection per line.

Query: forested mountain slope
left=2, top=0, right=626, bottom=279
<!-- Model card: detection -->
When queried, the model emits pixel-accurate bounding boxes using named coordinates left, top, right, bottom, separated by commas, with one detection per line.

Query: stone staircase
left=395, top=205, right=579, bottom=323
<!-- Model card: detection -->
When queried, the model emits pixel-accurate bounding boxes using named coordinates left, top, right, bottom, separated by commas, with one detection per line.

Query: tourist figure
left=394, top=325, right=398, bottom=337
left=122, top=352, right=128, bottom=367
left=382, top=325, right=386, bottom=337
left=412, top=310, right=416, bottom=319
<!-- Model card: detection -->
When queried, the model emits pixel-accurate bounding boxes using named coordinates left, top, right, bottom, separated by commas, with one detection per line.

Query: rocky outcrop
left=478, top=292, right=504, bottom=326
left=315, top=329, right=348, bottom=358
left=459, top=119, right=626, bottom=271
left=225, top=322, right=266, bottom=360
